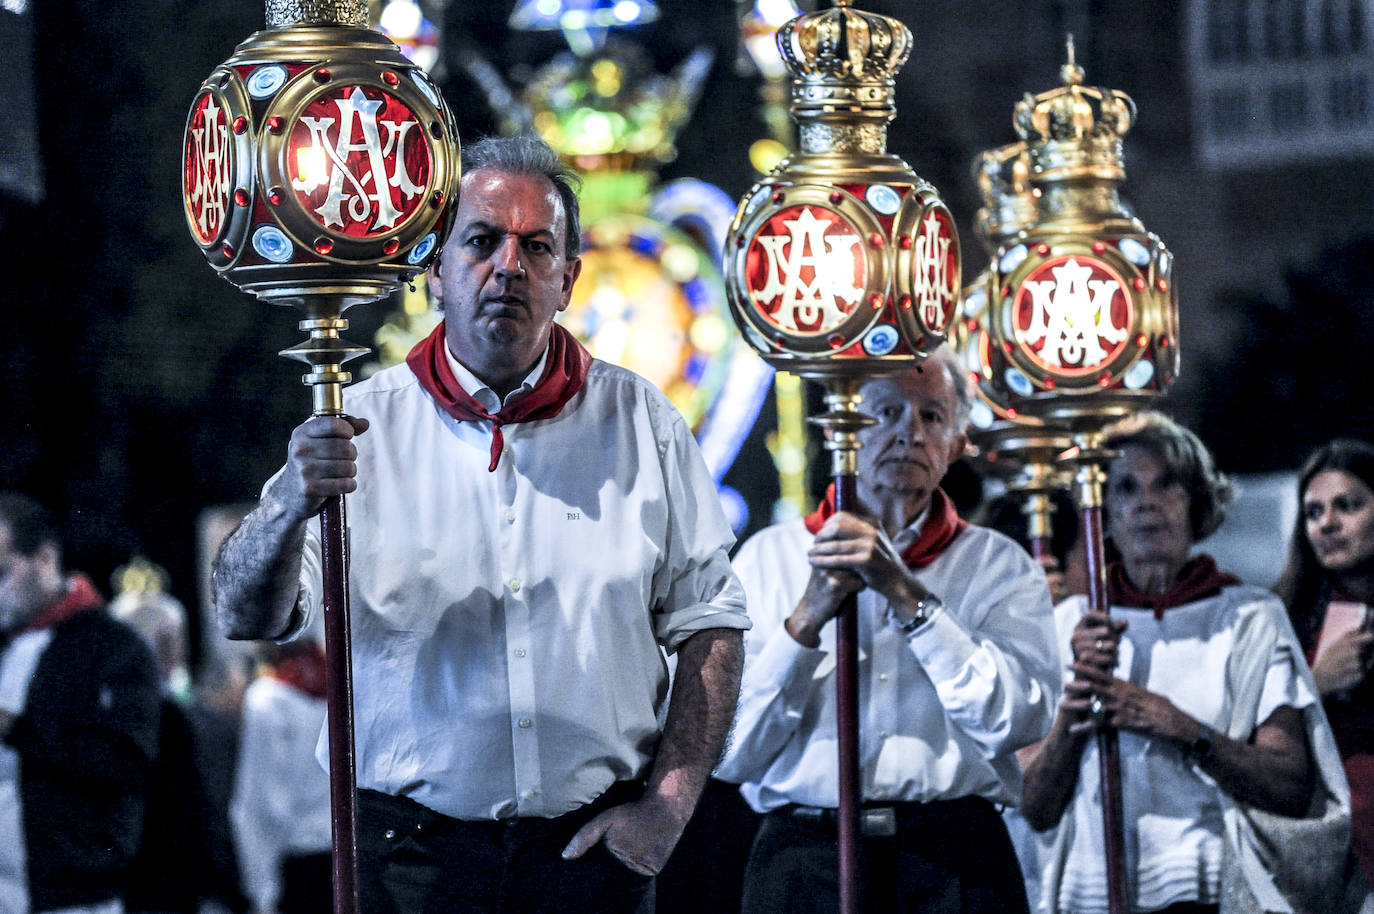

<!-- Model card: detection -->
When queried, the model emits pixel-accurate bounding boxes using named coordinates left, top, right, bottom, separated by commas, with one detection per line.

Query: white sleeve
left=716, top=526, right=826, bottom=783
left=649, top=411, right=751, bottom=653
left=903, top=536, right=1061, bottom=753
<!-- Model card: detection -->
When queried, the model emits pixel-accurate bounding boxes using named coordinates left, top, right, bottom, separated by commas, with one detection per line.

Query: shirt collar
left=890, top=499, right=934, bottom=555
left=444, top=342, right=551, bottom=413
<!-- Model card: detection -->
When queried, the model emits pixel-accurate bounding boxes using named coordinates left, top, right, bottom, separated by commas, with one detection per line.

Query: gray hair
left=1103, top=410, right=1234, bottom=541
left=462, top=135, right=583, bottom=260
left=925, top=344, right=973, bottom=433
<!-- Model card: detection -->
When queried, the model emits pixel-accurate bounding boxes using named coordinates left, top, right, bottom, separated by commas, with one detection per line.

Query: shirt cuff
left=902, top=605, right=979, bottom=682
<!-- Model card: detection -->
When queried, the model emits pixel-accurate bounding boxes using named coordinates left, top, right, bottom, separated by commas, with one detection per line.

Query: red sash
left=21, top=573, right=104, bottom=633
left=268, top=642, right=329, bottom=700
left=1107, top=554, right=1240, bottom=620
left=406, top=321, right=592, bottom=471
left=803, top=486, right=967, bottom=569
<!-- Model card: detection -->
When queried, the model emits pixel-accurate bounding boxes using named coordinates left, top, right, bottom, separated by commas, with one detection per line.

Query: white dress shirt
left=230, top=675, right=332, bottom=913
left=286, top=354, right=749, bottom=821
left=717, top=514, right=1059, bottom=811
left=1044, top=588, right=1319, bottom=914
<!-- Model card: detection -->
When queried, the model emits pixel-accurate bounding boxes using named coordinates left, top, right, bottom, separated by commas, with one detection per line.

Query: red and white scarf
left=406, top=321, right=593, bottom=471
left=803, top=486, right=968, bottom=569
left=1107, top=554, right=1240, bottom=620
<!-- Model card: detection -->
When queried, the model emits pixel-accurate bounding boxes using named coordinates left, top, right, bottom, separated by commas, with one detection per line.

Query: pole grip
left=833, top=473, right=861, bottom=914
left=321, top=494, right=360, bottom=914
left=1082, top=502, right=1128, bottom=914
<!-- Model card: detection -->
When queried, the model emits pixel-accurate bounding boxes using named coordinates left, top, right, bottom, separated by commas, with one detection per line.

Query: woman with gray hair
left=1019, top=412, right=1357, bottom=913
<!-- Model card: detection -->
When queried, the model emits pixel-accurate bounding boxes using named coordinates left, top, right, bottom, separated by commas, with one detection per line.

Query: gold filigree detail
left=266, top=0, right=368, bottom=29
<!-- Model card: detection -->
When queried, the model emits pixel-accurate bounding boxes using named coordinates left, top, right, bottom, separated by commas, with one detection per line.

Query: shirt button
left=384, top=829, right=396, bottom=840
left=520, top=789, right=537, bottom=801
left=509, top=578, right=522, bottom=593
left=514, top=648, right=527, bottom=658
left=518, top=717, right=533, bottom=729
left=505, top=510, right=516, bottom=523
left=878, top=673, right=889, bottom=682
left=880, top=730, right=891, bottom=739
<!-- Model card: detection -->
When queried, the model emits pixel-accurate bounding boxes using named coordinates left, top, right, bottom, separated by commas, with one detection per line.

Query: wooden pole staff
left=1072, top=432, right=1127, bottom=914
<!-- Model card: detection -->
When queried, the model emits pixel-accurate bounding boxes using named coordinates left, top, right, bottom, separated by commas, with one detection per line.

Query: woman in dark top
left=1277, top=437, right=1374, bottom=882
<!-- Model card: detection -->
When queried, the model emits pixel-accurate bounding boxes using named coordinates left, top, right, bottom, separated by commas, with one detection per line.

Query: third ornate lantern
left=954, top=140, right=1075, bottom=573
left=181, top=3, right=460, bottom=911
left=981, top=40, right=1180, bottom=914
left=723, top=3, right=960, bottom=911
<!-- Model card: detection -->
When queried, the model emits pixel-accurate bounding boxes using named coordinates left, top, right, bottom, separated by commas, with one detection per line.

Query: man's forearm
left=213, top=493, right=311, bottom=641
left=645, top=628, right=745, bottom=818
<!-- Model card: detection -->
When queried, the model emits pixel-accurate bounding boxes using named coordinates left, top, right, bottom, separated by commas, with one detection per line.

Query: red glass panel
left=743, top=206, right=866, bottom=336
left=1012, top=255, right=1134, bottom=377
left=184, top=91, right=234, bottom=245
left=287, top=85, right=433, bottom=239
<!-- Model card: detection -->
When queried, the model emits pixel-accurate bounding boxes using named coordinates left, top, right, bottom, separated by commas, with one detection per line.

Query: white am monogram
left=911, top=210, right=956, bottom=328
left=292, top=86, right=426, bottom=231
left=750, top=207, right=864, bottom=333
left=1016, top=257, right=1128, bottom=369
left=187, top=95, right=232, bottom=241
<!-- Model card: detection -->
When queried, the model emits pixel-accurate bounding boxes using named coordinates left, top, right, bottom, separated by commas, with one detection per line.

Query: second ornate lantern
left=981, top=41, right=1180, bottom=914
left=954, top=141, right=1075, bottom=573
left=723, top=3, right=960, bottom=911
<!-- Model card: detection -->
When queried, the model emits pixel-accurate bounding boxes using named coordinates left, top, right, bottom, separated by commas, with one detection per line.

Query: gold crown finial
left=1013, top=38, right=1135, bottom=183
left=973, top=141, right=1037, bottom=252
left=1061, top=34, right=1084, bottom=85
left=777, top=1, right=913, bottom=155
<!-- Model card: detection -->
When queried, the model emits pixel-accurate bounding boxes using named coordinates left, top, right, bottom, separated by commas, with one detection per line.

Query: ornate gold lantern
left=954, top=141, right=1074, bottom=570
left=981, top=41, right=1180, bottom=914
left=723, top=3, right=959, bottom=910
left=180, top=4, right=460, bottom=911
left=982, top=43, right=1177, bottom=433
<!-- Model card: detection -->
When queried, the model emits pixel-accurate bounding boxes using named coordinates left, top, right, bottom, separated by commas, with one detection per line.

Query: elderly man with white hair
left=718, top=347, right=1061, bottom=914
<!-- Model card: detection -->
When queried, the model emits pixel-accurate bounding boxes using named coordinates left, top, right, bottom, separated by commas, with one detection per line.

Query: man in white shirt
left=213, top=135, right=749, bottom=914
left=717, top=350, right=1059, bottom=913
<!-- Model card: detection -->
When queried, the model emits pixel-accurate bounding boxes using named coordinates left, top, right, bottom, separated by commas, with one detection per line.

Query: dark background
left=2, top=0, right=1372, bottom=658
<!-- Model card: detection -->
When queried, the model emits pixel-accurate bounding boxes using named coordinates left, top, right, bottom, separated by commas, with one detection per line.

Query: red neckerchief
left=21, top=573, right=105, bottom=633
left=405, top=320, right=592, bottom=471
left=803, top=486, right=968, bottom=569
left=1107, top=554, right=1241, bottom=620
left=268, top=642, right=328, bottom=700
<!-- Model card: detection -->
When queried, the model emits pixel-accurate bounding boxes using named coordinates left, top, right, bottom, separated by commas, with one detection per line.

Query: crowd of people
left=2, top=133, right=1373, bottom=913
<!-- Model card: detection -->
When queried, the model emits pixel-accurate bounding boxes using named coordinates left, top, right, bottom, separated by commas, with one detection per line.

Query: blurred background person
left=230, top=638, right=331, bottom=914
left=1020, top=413, right=1358, bottom=914
left=0, top=493, right=162, bottom=914
left=974, top=487, right=1091, bottom=913
left=975, top=489, right=1089, bottom=606
left=1277, top=437, right=1374, bottom=884
left=110, top=567, right=248, bottom=914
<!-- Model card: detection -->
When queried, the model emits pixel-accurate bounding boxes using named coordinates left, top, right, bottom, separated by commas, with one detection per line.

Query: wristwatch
left=894, top=594, right=942, bottom=637
left=1185, top=723, right=1214, bottom=766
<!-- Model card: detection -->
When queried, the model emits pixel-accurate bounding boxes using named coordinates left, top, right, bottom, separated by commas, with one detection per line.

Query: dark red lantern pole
left=180, top=3, right=460, bottom=911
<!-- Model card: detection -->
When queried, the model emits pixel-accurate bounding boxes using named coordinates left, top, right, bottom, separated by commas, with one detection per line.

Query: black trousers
left=740, top=796, right=1030, bottom=914
left=357, top=782, right=654, bottom=914
left=279, top=851, right=332, bottom=914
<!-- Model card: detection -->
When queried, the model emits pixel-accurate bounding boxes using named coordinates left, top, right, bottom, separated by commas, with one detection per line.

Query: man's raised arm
left=214, top=415, right=368, bottom=640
